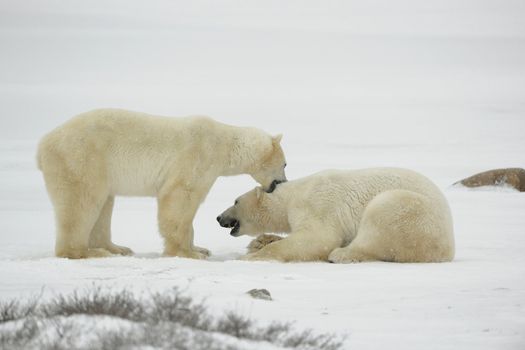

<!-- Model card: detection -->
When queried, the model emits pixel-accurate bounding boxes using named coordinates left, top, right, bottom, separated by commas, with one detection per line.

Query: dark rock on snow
left=455, top=168, right=525, bottom=192
left=246, top=288, right=272, bottom=301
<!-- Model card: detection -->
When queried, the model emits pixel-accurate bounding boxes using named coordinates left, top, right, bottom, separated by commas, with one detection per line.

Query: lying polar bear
left=217, top=168, right=454, bottom=263
left=37, top=109, right=287, bottom=259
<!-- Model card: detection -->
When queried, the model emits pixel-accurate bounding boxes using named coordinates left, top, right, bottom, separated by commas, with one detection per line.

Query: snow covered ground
left=1, top=1, right=524, bottom=349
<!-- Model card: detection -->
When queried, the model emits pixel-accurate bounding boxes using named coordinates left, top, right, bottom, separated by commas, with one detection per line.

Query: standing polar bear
left=217, top=168, right=454, bottom=263
left=37, top=109, right=287, bottom=259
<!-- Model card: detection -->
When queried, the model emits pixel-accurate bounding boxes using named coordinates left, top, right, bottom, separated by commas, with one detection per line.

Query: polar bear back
left=37, top=109, right=248, bottom=197
left=279, top=168, right=451, bottom=243
left=285, top=168, right=446, bottom=208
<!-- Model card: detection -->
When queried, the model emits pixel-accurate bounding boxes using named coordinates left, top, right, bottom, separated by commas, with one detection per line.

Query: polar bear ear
left=272, top=134, right=283, bottom=144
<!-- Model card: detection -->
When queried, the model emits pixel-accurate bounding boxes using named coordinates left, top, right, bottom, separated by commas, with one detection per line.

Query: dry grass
left=0, top=286, right=345, bottom=350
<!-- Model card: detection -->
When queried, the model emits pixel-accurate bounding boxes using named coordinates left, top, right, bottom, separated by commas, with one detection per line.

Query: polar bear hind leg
left=89, top=196, right=133, bottom=256
left=44, top=172, right=112, bottom=259
left=329, top=189, right=451, bottom=263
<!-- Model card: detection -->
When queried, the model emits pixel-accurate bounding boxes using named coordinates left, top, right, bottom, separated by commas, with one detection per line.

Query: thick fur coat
left=37, top=109, right=287, bottom=259
left=218, top=168, right=454, bottom=263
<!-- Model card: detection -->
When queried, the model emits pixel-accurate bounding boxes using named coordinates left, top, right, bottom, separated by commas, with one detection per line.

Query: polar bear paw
left=106, top=243, right=133, bottom=256
left=56, top=248, right=113, bottom=259
left=240, top=252, right=273, bottom=262
left=328, top=247, right=368, bottom=264
left=240, top=252, right=262, bottom=261
left=192, top=245, right=211, bottom=257
left=240, top=249, right=286, bottom=262
left=163, top=248, right=209, bottom=260
left=247, top=234, right=283, bottom=253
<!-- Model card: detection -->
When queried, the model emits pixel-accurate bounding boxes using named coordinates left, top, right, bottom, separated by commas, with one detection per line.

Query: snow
left=1, top=1, right=525, bottom=349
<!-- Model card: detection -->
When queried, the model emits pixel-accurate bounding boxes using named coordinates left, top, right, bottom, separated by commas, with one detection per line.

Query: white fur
left=222, top=168, right=454, bottom=263
left=37, top=108, right=286, bottom=259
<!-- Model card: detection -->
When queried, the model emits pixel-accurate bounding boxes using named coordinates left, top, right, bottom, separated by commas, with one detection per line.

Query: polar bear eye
left=284, top=163, right=287, bottom=168
left=234, top=200, right=239, bottom=205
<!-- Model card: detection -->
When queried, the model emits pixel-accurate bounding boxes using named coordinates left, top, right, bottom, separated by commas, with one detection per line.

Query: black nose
left=267, top=179, right=286, bottom=193
left=218, top=217, right=239, bottom=228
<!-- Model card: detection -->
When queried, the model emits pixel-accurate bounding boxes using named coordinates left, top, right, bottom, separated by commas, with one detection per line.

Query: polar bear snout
left=217, top=214, right=242, bottom=236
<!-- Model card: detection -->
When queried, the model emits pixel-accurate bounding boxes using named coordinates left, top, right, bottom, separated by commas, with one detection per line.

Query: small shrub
left=0, top=286, right=346, bottom=350
left=0, top=297, right=38, bottom=323
left=42, top=286, right=144, bottom=321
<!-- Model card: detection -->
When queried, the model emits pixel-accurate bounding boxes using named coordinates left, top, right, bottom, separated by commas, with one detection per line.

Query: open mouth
left=230, top=222, right=240, bottom=236
left=218, top=217, right=241, bottom=236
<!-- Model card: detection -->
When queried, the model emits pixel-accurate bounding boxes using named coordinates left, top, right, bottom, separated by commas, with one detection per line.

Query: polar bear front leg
left=157, top=186, right=209, bottom=259
left=47, top=177, right=112, bottom=259
left=247, top=234, right=284, bottom=253
left=242, top=225, right=342, bottom=262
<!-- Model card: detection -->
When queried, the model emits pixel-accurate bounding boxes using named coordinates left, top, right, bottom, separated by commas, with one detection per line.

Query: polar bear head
left=248, top=134, right=287, bottom=193
left=217, top=186, right=289, bottom=237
